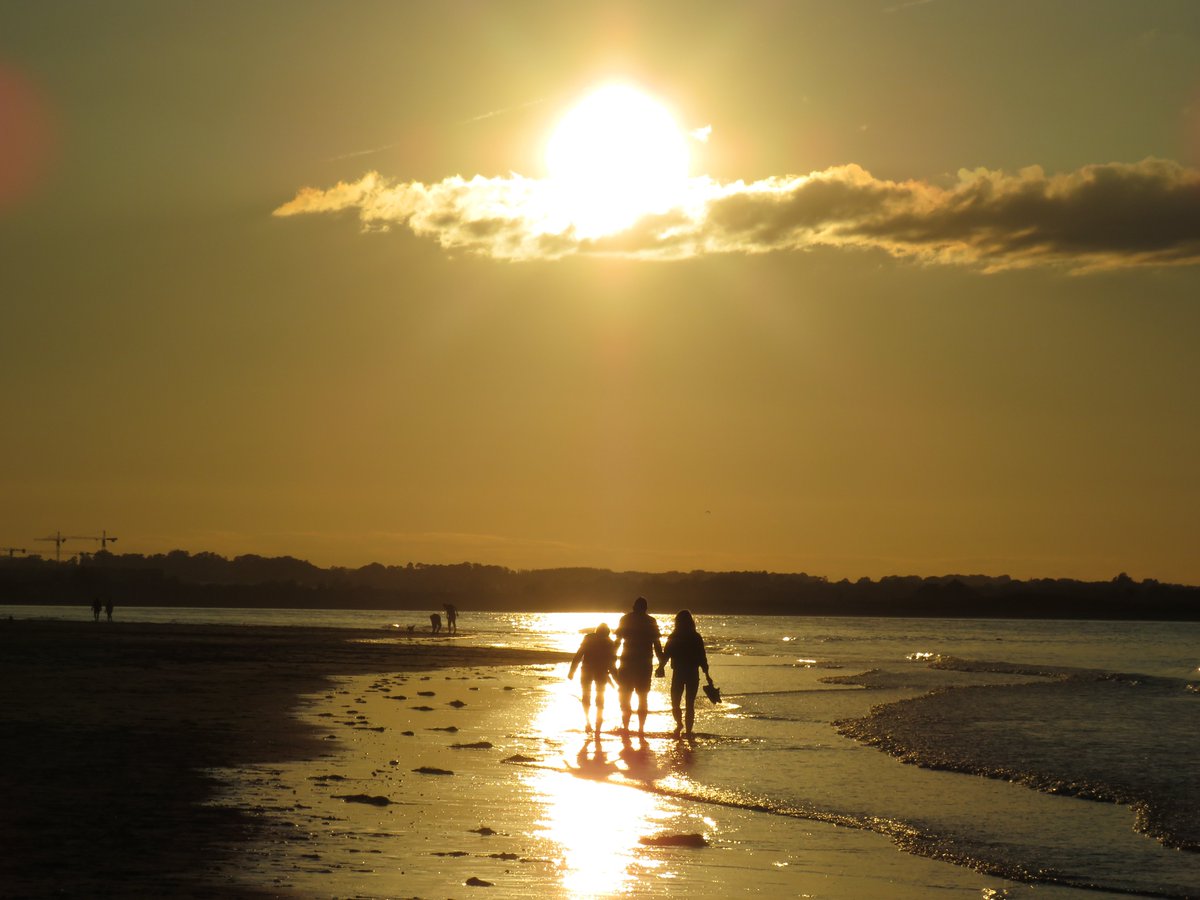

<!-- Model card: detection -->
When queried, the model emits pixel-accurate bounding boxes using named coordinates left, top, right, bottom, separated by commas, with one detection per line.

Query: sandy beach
left=6, top=615, right=1170, bottom=899
left=0, top=619, right=569, bottom=897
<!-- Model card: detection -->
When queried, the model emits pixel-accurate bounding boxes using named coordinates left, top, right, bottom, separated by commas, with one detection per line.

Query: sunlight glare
left=545, top=84, right=691, bottom=238
left=531, top=766, right=664, bottom=897
left=527, top=674, right=671, bottom=896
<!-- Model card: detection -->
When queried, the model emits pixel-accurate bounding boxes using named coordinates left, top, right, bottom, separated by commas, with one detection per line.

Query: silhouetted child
left=429, top=612, right=442, bottom=634
left=104, top=599, right=113, bottom=622
left=657, top=610, right=712, bottom=737
left=91, top=597, right=101, bottom=622
left=567, top=623, right=617, bottom=734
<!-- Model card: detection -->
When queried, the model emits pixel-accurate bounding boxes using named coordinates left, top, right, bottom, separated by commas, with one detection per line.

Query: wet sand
left=0, top=619, right=567, bottom=897
left=2, top=618, right=1080, bottom=899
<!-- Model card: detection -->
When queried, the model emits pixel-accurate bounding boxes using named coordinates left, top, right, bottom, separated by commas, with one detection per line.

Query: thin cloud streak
left=458, top=95, right=550, bottom=124
left=274, top=158, right=1200, bottom=272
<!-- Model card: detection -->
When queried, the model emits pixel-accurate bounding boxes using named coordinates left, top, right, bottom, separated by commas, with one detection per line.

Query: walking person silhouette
left=613, top=597, right=663, bottom=738
left=567, top=623, right=617, bottom=734
left=657, top=609, right=713, bottom=738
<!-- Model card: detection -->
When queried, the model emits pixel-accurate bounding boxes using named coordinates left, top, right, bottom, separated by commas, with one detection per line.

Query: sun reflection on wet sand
left=523, top=656, right=696, bottom=896
left=529, top=753, right=667, bottom=897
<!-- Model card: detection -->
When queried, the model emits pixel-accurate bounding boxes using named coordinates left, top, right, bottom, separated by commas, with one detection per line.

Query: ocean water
left=9, top=605, right=1199, bottom=897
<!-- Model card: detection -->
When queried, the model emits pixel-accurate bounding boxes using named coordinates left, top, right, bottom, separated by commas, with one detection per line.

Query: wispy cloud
left=274, top=158, right=1200, bottom=273
left=457, top=96, right=550, bottom=125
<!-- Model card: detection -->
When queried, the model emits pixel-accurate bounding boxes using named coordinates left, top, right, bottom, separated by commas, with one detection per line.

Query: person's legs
left=580, top=679, right=593, bottom=732
left=683, top=673, right=700, bottom=734
left=635, top=685, right=651, bottom=736
left=670, top=672, right=685, bottom=735
left=618, top=682, right=633, bottom=732
left=594, top=681, right=606, bottom=732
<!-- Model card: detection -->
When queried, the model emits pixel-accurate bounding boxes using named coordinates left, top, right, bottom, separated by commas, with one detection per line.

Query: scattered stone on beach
left=450, top=740, right=493, bottom=749
left=387, top=695, right=409, bottom=701
left=432, top=850, right=470, bottom=857
left=639, top=832, right=709, bottom=848
left=389, top=759, right=400, bottom=766
left=363, top=726, right=385, bottom=732
left=503, top=685, right=514, bottom=691
left=411, top=705, right=435, bottom=711
left=308, top=774, right=347, bottom=782
left=465, top=876, right=494, bottom=887
left=401, top=730, right=415, bottom=736
left=429, top=725, right=459, bottom=733
left=448, top=699, right=467, bottom=707
left=413, top=766, right=454, bottom=776
left=331, top=793, right=394, bottom=807
left=469, top=826, right=497, bottom=836
left=501, top=754, right=538, bottom=764
left=487, top=852, right=519, bottom=860
left=417, top=690, right=436, bottom=696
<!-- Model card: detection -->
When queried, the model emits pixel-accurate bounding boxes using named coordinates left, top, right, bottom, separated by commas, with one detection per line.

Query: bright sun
left=545, top=84, right=691, bottom=238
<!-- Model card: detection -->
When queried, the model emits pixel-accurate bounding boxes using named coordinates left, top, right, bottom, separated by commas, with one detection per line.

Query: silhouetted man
left=443, top=603, right=458, bottom=634
left=613, top=597, right=663, bottom=737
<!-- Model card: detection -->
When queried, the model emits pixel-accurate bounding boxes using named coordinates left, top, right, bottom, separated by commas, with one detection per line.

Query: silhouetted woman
left=657, top=610, right=712, bottom=737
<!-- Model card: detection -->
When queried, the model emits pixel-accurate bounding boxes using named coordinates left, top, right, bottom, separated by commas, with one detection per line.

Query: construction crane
left=1, top=547, right=26, bottom=558
left=36, top=531, right=69, bottom=562
left=70, top=530, right=119, bottom=551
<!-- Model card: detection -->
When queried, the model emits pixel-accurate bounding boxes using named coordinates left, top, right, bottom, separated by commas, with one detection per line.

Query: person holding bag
left=656, top=609, right=714, bottom=738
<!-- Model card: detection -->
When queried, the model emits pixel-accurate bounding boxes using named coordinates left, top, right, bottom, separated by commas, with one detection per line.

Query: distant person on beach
left=91, top=597, right=101, bottom=622
left=567, top=623, right=617, bottom=734
left=656, top=609, right=712, bottom=737
left=429, top=612, right=442, bottom=634
left=443, top=603, right=458, bottom=634
left=104, top=599, right=114, bottom=622
left=613, top=597, right=664, bottom=737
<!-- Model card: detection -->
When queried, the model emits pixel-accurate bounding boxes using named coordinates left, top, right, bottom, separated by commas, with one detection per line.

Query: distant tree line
left=1, top=550, right=1197, bottom=620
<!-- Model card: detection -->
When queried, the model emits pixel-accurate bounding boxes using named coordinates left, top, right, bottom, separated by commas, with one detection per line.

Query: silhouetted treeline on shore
left=1, top=550, right=1197, bottom=620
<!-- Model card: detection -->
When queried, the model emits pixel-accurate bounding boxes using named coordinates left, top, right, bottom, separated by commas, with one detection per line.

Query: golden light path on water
left=512, top=612, right=710, bottom=896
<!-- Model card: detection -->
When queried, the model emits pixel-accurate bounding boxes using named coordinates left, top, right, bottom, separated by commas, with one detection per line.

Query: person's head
left=674, top=609, right=696, bottom=633
left=595, top=622, right=610, bottom=637
left=633, top=596, right=648, bottom=613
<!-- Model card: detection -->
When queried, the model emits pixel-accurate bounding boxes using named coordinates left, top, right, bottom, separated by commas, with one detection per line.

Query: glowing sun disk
left=545, top=84, right=690, bottom=237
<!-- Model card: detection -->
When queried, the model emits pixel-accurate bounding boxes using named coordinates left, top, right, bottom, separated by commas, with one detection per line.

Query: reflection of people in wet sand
left=443, top=603, right=458, bottom=634
left=571, top=738, right=618, bottom=780
left=567, top=623, right=616, bottom=734
left=656, top=609, right=712, bottom=738
left=91, top=598, right=101, bottom=622
left=104, top=599, right=114, bottom=623
left=429, top=612, right=442, bottom=634
left=617, top=734, right=664, bottom=782
left=613, top=597, right=663, bottom=738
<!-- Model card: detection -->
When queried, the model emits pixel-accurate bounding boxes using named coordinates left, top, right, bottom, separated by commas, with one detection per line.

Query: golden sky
left=2, top=1, right=1199, bottom=582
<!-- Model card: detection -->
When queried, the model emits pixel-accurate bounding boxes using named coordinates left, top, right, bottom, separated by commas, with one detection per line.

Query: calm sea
left=8, top=605, right=1199, bottom=897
